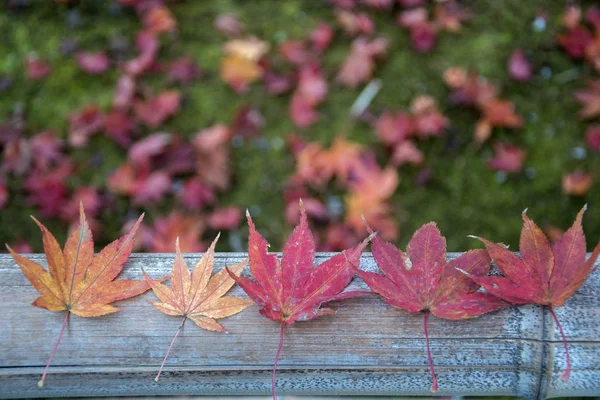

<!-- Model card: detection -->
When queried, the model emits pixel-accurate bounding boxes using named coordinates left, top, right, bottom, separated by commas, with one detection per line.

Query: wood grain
left=0, top=253, right=598, bottom=399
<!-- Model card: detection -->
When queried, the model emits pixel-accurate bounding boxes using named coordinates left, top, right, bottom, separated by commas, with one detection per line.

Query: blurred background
left=0, top=0, right=599, bottom=254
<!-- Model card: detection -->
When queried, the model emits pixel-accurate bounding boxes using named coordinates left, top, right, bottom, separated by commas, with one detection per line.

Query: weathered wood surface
left=0, top=253, right=598, bottom=399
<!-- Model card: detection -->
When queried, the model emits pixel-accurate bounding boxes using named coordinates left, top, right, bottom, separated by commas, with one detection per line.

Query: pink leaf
left=134, top=91, right=181, bottom=127
left=487, top=142, right=526, bottom=173
left=76, top=51, right=110, bottom=75
left=207, top=207, right=243, bottom=230
left=177, top=178, right=215, bottom=210
left=562, top=171, right=594, bottom=196
left=128, top=133, right=172, bottom=167
left=508, top=50, right=532, bottom=82
left=410, top=23, right=437, bottom=53
left=113, top=75, right=136, bottom=110
left=166, top=56, right=202, bottom=84
left=124, top=31, right=159, bottom=76
left=133, top=171, right=172, bottom=205
left=68, top=105, right=105, bottom=148
left=104, top=110, right=136, bottom=147
left=25, top=55, right=51, bottom=80
left=310, top=22, right=334, bottom=52
left=585, top=124, right=600, bottom=151
left=215, top=13, right=245, bottom=37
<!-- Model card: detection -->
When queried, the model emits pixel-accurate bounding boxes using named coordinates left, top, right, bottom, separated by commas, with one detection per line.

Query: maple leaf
left=68, top=105, right=105, bottom=148
left=562, top=171, right=594, bottom=196
left=574, top=80, right=600, bottom=119
left=113, top=75, right=135, bottom=110
left=487, top=142, right=526, bottom=173
left=134, top=91, right=181, bottom=128
left=214, top=13, right=245, bottom=37
left=146, top=212, right=205, bottom=253
left=357, top=222, right=507, bottom=392
left=464, top=207, right=600, bottom=381
left=104, top=110, right=136, bottom=147
left=123, top=31, right=159, bottom=76
left=207, top=207, right=242, bottom=231
left=557, top=26, right=594, bottom=59
left=507, top=49, right=532, bottom=82
left=143, top=235, right=252, bottom=382
left=25, top=55, right=51, bottom=80
left=336, top=37, right=388, bottom=89
left=310, top=22, right=334, bottom=52
left=76, top=51, right=110, bottom=75
left=220, top=37, right=269, bottom=92
left=228, top=202, right=374, bottom=399
left=143, top=5, right=177, bottom=34
left=7, top=204, right=156, bottom=387
left=585, top=124, right=600, bottom=151
left=166, top=56, right=202, bottom=84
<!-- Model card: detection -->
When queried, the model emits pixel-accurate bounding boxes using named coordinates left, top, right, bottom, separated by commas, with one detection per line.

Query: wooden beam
left=0, top=253, right=598, bottom=399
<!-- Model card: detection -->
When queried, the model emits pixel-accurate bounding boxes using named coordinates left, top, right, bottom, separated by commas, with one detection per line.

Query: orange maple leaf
left=143, top=234, right=253, bottom=382
left=7, top=204, right=155, bottom=387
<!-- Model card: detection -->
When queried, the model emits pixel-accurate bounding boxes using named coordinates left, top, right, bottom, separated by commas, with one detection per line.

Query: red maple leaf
left=357, top=222, right=507, bottom=392
left=464, top=207, right=600, bottom=381
left=227, top=202, right=373, bottom=399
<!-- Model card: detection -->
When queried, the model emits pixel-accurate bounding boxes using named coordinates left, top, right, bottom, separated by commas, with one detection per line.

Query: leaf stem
left=548, top=305, right=571, bottom=381
left=38, top=310, right=70, bottom=388
left=423, top=311, right=438, bottom=392
left=272, top=322, right=285, bottom=400
left=155, top=316, right=186, bottom=382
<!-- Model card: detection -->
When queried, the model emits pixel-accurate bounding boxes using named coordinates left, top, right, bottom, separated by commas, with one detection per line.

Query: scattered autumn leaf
left=25, top=55, right=51, bottom=80
left=508, top=49, right=532, bottom=82
left=586, top=124, right=600, bottom=151
left=68, top=105, right=105, bottom=148
left=574, top=80, right=600, bottom=119
left=144, top=6, right=177, bottom=33
left=134, top=91, right=181, bottom=128
left=146, top=212, right=205, bottom=253
left=487, top=142, right=526, bottom=173
left=143, top=235, right=252, bottom=381
left=337, top=37, right=388, bottom=89
left=464, top=207, right=600, bottom=381
left=562, top=171, right=594, bottom=196
left=76, top=51, right=110, bottom=75
left=220, top=37, right=269, bottom=92
left=166, top=56, right=202, bottom=84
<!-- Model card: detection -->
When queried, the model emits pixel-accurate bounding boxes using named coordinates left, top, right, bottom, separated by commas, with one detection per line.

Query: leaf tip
left=154, top=376, right=160, bottom=383
left=361, top=214, right=375, bottom=234
left=245, top=208, right=251, bottom=218
left=367, top=230, right=378, bottom=242
left=37, top=380, right=44, bottom=388
left=522, top=207, right=528, bottom=216
left=583, top=203, right=588, bottom=212
left=467, top=235, right=479, bottom=240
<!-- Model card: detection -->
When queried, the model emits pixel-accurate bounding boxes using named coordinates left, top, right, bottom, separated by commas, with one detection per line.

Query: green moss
left=0, top=0, right=598, bottom=253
